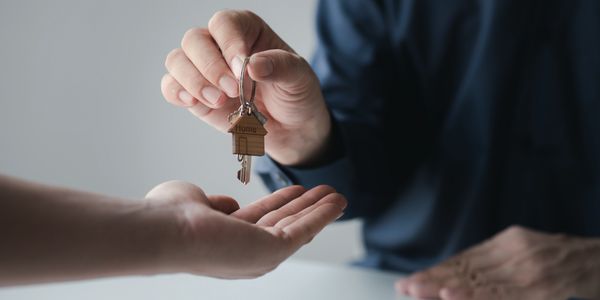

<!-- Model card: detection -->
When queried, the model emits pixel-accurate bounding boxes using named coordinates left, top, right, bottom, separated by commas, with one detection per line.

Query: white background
left=0, top=0, right=364, bottom=263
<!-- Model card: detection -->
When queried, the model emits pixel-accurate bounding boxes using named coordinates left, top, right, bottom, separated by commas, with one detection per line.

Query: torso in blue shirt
left=258, top=0, right=600, bottom=272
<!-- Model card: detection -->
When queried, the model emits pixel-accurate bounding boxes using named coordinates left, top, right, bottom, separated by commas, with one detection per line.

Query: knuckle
left=199, top=56, right=224, bottom=80
left=208, top=10, right=235, bottom=31
left=219, top=35, right=246, bottom=57
left=239, top=10, right=263, bottom=25
left=181, top=27, right=209, bottom=49
left=503, top=225, right=533, bottom=246
left=164, top=48, right=185, bottom=69
left=209, top=9, right=260, bottom=31
left=506, top=225, right=526, bottom=236
left=208, top=10, right=259, bottom=56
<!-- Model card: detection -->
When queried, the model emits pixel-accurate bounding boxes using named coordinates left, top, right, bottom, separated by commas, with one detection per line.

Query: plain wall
left=0, top=0, right=364, bottom=263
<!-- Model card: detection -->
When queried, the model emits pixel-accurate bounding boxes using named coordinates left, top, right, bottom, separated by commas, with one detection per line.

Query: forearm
left=0, top=175, right=176, bottom=286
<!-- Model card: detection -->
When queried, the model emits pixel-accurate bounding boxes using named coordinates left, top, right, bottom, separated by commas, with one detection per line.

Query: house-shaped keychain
left=228, top=112, right=268, bottom=156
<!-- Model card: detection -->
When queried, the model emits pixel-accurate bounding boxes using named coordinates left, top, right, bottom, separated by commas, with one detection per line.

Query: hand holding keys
left=162, top=11, right=331, bottom=169
left=228, top=57, right=268, bottom=184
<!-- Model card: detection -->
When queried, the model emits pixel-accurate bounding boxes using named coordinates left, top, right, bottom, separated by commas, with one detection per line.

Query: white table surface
left=0, top=259, right=412, bottom=300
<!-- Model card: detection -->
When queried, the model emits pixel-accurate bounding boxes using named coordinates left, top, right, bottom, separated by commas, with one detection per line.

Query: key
left=236, top=155, right=252, bottom=185
left=227, top=57, right=268, bottom=185
left=229, top=109, right=266, bottom=184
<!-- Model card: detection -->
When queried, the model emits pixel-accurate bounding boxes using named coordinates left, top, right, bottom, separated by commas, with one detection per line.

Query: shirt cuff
left=255, top=153, right=355, bottom=194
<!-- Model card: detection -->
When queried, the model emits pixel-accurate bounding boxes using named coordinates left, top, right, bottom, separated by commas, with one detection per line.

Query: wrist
left=132, top=199, right=194, bottom=276
left=267, top=108, right=333, bottom=167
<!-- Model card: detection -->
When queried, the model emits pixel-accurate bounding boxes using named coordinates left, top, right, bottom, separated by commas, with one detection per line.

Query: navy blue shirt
left=257, top=0, right=600, bottom=272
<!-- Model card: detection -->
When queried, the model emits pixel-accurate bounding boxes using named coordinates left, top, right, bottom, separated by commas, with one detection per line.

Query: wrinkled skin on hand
left=396, top=226, right=600, bottom=300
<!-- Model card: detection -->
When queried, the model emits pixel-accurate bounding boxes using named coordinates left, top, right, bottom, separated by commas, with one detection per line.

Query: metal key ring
left=238, top=56, right=256, bottom=109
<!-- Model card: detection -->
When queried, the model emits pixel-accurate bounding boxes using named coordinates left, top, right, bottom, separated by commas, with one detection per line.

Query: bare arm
left=0, top=175, right=346, bottom=286
left=0, top=174, right=178, bottom=285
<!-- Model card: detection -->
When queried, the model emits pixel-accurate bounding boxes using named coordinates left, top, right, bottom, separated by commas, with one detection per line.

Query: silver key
left=237, top=154, right=252, bottom=185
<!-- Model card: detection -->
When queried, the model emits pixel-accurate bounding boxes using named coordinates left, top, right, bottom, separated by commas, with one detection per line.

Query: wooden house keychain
left=227, top=57, right=268, bottom=184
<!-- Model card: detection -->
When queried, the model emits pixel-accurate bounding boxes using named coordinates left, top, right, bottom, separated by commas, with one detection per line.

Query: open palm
left=145, top=181, right=346, bottom=279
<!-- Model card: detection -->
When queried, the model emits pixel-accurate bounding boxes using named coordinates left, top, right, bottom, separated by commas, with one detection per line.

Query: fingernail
left=250, top=55, right=273, bottom=77
left=336, top=212, right=344, bottom=220
left=201, top=86, right=222, bottom=105
left=219, top=75, right=238, bottom=98
left=178, top=90, right=195, bottom=106
left=231, top=56, right=244, bottom=78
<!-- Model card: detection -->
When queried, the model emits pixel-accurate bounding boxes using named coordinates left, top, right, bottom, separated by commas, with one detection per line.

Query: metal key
left=236, top=154, right=252, bottom=185
left=228, top=57, right=267, bottom=185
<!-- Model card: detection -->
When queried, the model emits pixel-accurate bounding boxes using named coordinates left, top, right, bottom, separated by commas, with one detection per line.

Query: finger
left=207, top=195, right=240, bottom=214
left=401, top=251, right=506, bottom=299
left=145, top=180, right=209, bottom=206
left=440, top=284, right=526, bottom=300
left=398, top=271, right=444, bottom=299
left=186, top=98, right=239, bottom=133
left=207, top=10, right=262, bottom=75
left=256, top=185, right=337, bottom=226
left=416, top=243, right=504, bottom=284
left=281, top=201, right=344, bottom=246
left=248, top=49, right=311, bottom=91
left=230, top=185, right=306, bottom=223
left=164, top=48, right=227, bottom=108
left=181, top=28, right=239, bottom=98
left=398, top=256, right=472, bottom=298
left=272, top=193, right=347, bottom=229
left=161, top=73, right=198, bottom=107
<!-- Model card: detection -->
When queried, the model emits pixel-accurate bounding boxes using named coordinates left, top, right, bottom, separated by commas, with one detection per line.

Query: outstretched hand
left=145, top=181, right=346, bottom=279
left=161, top=10, right=332, bottom=166
left=395, top=226, right=600, bottom=300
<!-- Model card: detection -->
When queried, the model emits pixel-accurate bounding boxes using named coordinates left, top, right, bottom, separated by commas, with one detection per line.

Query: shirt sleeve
left=256, top=0, right=400, bottom=219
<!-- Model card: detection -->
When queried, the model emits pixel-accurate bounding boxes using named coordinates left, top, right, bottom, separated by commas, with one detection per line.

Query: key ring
left=238, top=56, right=256, bottom=113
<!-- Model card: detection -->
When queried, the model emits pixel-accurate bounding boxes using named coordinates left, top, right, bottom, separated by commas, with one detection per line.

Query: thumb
left=145, top=180, right=210, bottom=206
left=207, top=195, right=241, bottom=214
left=247, top=49, right=315, bottom=92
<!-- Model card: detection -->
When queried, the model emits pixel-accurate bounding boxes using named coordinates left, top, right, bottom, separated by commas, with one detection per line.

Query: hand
left=395, top=226, right=600, bottom=300
left=160, top=10, right=331, bottom=166
left=145, top=181, right=346, bottom=279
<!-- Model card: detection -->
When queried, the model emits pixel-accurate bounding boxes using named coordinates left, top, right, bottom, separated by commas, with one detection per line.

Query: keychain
left=227, top=57, right=268, bottom=184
